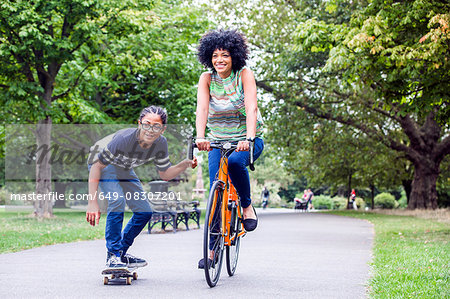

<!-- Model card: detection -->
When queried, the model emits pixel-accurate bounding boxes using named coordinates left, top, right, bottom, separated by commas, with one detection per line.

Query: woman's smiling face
left=212, top=49, right=232, bottom=78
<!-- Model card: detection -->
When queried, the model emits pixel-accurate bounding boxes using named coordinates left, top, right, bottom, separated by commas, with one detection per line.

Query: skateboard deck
left=102, top=267, right=138, bottom=285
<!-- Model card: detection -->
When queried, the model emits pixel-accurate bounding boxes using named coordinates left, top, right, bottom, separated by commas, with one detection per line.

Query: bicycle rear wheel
left=226, top=201, right=242, bottom=276
left=204, top=180, right=225, bottom=287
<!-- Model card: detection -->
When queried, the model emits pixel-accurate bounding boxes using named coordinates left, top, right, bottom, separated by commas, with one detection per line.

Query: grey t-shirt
left=87, top=128, right=171, bottom=171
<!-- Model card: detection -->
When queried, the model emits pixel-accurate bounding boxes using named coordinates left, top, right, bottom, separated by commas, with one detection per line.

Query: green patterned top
left=207, top=67, right=264, bottom=141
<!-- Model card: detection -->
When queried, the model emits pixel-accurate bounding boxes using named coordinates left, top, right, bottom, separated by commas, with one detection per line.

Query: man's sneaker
left=105, top=253, right=127, bottom=270
left=121, top=253, right=148, bottom=268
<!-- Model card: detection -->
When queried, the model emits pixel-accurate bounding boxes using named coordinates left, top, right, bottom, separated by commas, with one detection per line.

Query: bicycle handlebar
left=187, top=138, right=256, bottom=171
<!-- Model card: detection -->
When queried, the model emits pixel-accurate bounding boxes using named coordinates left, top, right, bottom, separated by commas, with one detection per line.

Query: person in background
left=302, top=189, right=308, bottom=202
left=350, top=189, right=357, bottom=210
left=306, top=188, right=314, bottom=211
left=261, top=186, right=270, bottom=209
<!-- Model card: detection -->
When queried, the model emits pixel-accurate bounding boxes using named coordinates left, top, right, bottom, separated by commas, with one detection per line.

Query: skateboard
left=102, top=267, right=138, bottom=285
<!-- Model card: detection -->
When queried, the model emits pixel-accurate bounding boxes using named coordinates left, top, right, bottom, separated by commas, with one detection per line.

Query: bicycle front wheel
left=204, top=180, right=225, bottom=287
left=226, top=201, right=242, bottom=276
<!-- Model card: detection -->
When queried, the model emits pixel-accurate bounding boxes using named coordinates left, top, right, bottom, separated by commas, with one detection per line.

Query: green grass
left=0, top=209, right=132, bottom=254
left=0, top=208, right=204, bottom=254
left=328, top=211, right=450, bottom=298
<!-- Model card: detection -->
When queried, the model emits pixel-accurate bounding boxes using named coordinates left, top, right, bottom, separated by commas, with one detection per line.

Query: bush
left=397, top=190, right=408, bottom=208
left=330, top=196, right=365, bottom=210
left=374, top=192, right=398, bottom=209
left=397, top=197, right=407, bottom=209
left=0, top=188, right=6, bottom=205
left=363, top=197, right=373, bottom=209
left=313, top=195, right=333, bottom=210
left=355, top=197, right=366, bottom=209
left=332, top=196, right=347, bottom=210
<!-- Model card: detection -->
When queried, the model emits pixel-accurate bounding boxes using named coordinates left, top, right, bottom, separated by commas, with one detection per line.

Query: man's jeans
left=89, top=164, right=152, bottom=257
left=207, top=138, right=264, bottom=208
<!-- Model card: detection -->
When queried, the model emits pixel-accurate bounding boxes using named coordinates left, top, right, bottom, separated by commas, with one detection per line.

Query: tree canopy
left=0, top=0, right=212, bottom=215
left=1, top=0, right=209, bottom=124
left=208, top=0, right=450, bottom=209
left=1, top=0, right=448, bottom=211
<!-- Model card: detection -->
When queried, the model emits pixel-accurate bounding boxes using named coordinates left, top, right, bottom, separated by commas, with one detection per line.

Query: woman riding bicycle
left=195, top=29, right=264, bottom=240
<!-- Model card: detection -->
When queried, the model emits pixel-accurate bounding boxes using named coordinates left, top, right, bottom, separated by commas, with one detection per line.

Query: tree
left=58, top=1, right=210, bottom=124
left=250, top=154, right=295, bottom=206
left=1, top=0, right=213, bottom=216
left=289, top=0, right=450, bottom=209
left=207, top=0, right=450, bottom=209
left=265, top=103, right=413, bottom=209
left=1, top=0, right=158, bottom=217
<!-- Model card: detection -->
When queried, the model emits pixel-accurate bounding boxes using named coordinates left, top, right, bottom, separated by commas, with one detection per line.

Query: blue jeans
left=89, top=164, right=153, bottom=257
left=208, top=138, right=264, bottom=208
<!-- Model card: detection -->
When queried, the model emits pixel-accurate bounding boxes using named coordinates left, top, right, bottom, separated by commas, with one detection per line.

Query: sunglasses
left=141, top=122, right=164, bottom=132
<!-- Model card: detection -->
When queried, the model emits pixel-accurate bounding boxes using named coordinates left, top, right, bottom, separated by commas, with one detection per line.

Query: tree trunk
left=34, top=62, right=58, bottom=217
left=53, top=181, right=67, bottom=208
left=400, top=111, right=446, bottom=210
left=408, top=163, right=439, bottom=209
left=370, top=184, right=375, bottom=210
left=347, top=173, right=352, bottom=209
left=402, top=179, right=412, bottom=205
left=34, top=117, right=53, bottom=217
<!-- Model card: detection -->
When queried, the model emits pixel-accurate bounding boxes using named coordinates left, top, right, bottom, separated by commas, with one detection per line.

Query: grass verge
left=0, top=208, right=205, bottom=254
left=0, top=209, right=131, bottom=254
left=328, top=210, right=449, bottom=298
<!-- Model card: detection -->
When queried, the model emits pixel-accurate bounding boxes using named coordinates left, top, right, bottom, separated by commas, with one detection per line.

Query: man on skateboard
left=86, top=106, right=196, bottom=273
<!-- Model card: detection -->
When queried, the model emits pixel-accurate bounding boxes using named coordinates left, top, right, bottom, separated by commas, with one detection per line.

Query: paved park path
left=0, top=210, right=373, bottom=299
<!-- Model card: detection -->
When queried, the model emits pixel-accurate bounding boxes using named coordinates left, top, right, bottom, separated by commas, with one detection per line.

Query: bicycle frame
left=188, top=138, right=256, bottom=286
left=208, top=153, right=246, bottom=247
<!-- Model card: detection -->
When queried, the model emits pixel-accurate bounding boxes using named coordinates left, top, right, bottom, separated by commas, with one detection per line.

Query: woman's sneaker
left=105, top=253, right=127, bottom=270
left=198, top=256, right=219, bottom=269
left=121, top=253, right=148, bottom=268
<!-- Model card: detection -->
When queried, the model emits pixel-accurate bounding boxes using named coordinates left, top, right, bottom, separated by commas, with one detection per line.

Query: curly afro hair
left=197, top=29, right=249, bottom=72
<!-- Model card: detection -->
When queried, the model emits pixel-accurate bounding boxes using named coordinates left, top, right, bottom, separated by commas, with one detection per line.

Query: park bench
left=147, top=198, right=178, bottom=233
left=147, top=181, right=201, bottom=234
left=167, top=197, right=201, bottom=231
left=294, top=199, right=308, bottom=211
left=176, top=199, right=201, bottom=230
left=147, top=198, right=201, bottom=234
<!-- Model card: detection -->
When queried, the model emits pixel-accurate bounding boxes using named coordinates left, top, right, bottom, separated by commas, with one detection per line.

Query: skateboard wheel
left=133, top=272, right=138, bottom=280
left=126, top=277, right=132, bottom=285
left=111, top=274, right=116, bottom=279
left=103, top=277, right=109, bottom=285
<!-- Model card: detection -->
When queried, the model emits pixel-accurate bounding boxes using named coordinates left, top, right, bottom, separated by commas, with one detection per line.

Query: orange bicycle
left=189, top=139, right=255, bottom=287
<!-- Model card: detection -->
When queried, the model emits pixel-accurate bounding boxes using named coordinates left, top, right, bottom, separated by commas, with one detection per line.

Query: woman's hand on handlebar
left=196, top=138, right=211, bottom=151
left=236, top=140, right=250, bottom=152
